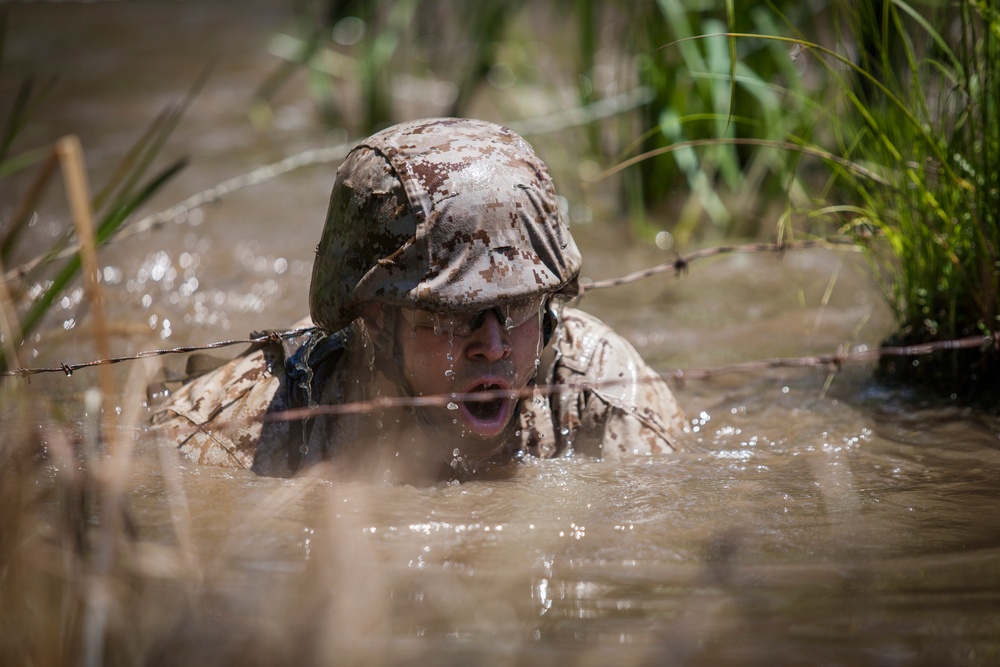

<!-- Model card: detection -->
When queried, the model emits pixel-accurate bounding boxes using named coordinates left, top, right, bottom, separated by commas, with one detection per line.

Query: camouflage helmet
left=309, top=117, right=582, bottom=332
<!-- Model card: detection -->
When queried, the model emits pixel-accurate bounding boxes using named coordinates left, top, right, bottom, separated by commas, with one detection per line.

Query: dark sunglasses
left=399, top=296, right=547, bottom=336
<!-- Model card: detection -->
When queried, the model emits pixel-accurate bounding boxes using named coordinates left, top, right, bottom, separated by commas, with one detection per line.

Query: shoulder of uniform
left=554, top=307, right=631, bottom=374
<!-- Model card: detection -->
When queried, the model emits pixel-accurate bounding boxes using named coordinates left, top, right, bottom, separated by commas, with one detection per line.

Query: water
left=4, top=3, right=1000, bottom=665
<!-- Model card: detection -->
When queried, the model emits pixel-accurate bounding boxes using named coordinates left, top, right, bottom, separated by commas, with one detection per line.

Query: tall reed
left=0, top=68, right=196, bottom=372
left=825, top=0, right=999, bottom=400
left=623, top=0, right=998, bottom=400
left=256, top=1, right=825, bottom=242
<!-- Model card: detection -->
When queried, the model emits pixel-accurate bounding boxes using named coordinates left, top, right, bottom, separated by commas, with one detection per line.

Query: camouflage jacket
left=150, top=308, right=686, bottom=476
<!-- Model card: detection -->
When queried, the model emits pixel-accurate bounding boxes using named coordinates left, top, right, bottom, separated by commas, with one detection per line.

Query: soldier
left=152, top=118, right=686, bottom=484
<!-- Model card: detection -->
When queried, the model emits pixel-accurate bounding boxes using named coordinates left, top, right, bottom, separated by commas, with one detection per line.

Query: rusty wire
left=2, top=241, right=996, bottom=385
left=665, top=332, right=998, bottom=385
left=259, top=328, right=996, bottom=422
left=579, top=238, right=857, bottom=292
left=3, top=328, right=314, bottom=378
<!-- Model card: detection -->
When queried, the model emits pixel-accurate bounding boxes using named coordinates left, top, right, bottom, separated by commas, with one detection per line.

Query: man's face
left=390, top=301, right=545, bottom=463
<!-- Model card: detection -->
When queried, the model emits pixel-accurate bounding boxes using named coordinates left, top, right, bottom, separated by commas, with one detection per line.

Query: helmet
left=309, top=117, right=582, bottom=332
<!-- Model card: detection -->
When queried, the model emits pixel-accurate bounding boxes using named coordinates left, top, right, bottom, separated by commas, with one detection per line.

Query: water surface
left=4, top=3, right=1000, bottom=665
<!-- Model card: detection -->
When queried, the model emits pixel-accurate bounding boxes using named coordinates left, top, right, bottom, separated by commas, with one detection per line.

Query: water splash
left=446, top=333, right=456, bottom=379
left=534, top=300, right=547, bottom=364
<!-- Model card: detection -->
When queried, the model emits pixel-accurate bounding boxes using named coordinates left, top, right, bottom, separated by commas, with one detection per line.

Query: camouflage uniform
left=151, top=118, right=685, bottom=477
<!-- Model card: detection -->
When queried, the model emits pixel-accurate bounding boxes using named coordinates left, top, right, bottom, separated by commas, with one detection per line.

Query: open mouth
left=459, top=382, right=512, bottom=435
left=464, top=384, right=506, bottom=421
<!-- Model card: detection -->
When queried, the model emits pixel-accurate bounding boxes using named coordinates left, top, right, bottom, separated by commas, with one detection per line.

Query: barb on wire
left=6, top=328, right=992, bottom=385
left=258, top=331, right=996, bottom=423
left=3, top=238, right=845, bottom=376
left=666, top=332, right=998, bottom=385
left=2, top=327, right=315, bottom=377
left=2, top=237, right=994, bottom=382
left=581, top=238, right=859, bottom=292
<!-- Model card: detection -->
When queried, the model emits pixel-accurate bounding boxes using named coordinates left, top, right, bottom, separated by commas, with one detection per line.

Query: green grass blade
left=0, top=146, right=49, bottom=179
left=91, top=105, right=173, bottom=213
left=1, top=149, right=58, bottom=265
left=891, top=0, right=962, bottom=73
left=100, top=66, right=208, bottom=217
left=96, top=157, right=188, bottom=244
left=671, top=32, right=954, bottom=178
left=0, top=75, right=57, bottom=167
left=3, top=157, right=187, bottom=371
left=725, top=0, right=736, bottom=132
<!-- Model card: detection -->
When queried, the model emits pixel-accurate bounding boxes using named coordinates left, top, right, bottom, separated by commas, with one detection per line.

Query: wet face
left=388, top=301, right=545, bottom=463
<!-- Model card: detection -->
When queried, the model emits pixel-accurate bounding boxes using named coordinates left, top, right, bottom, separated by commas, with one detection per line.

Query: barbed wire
left=665, top=331, right=998, bottom=386
left=0, top=100, right=990, bottom=387
left=3, top=308, right=995, bottom=387
left=3, top=239, right=857, bottom=378
left=3, top=328, right=314, bottom=379
left=254, top=330, right=996, bottom=422
left=579, top=238, right=858, bottom=291
left=4, top=239, right=996, bottom=381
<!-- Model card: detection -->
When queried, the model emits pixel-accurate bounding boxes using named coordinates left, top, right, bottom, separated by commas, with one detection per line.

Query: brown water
left=4, top=3, right=1000, bottom=665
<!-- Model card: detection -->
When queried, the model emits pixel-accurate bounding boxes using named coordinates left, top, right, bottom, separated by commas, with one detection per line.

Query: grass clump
left=653, top=0, right=999, bottom=402
left=827, top=0, right=999, bottom=402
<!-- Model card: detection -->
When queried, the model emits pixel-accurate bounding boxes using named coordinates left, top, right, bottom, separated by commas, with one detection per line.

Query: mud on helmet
left=309, top=117, right=582, bottom=333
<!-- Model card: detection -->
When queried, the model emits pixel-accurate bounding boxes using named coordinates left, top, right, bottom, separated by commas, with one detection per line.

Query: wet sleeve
left=149, top=346, right=288, bottom=470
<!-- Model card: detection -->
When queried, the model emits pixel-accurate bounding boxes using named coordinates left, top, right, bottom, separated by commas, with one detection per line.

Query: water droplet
left=453, top=448, right=461, bottom=457
left=447, top=402, right=459, bottom=410
left=445, top=369, right=454, bottom=377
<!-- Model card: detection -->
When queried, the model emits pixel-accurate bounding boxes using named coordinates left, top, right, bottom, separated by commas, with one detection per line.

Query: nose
left=464, top=310, right=511, bottom=362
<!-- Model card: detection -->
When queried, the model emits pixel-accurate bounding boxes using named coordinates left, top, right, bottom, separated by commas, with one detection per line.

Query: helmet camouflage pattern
left=309, top=117, right=582, bottom=332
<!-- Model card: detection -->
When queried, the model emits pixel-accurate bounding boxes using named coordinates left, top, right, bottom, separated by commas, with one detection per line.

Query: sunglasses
left=399, top=296, right=547, bottom=337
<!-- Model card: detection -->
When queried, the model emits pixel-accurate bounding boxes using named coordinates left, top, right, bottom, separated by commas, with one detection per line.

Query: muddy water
left=5, top=3, right=1000, bottom=665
